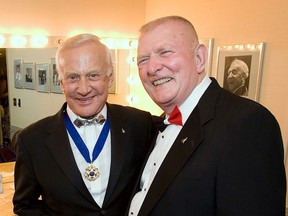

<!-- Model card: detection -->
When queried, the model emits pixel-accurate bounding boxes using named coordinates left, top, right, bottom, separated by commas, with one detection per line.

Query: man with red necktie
left=128, top=16, right=286, bottom=216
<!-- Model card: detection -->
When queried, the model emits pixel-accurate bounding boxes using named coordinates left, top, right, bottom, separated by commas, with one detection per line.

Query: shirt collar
left=66, top=104, right=107, bottom=123
left=178, top=75, right=212, bottom=125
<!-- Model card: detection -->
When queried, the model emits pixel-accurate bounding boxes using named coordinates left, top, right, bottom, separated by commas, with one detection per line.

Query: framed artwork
left=36, top=63, right=49, bottom=93
left=14, top=59, right=23, bottom=89
left=23, top=62, right=35, bottom=90
left=216, top=42, right=265, bottom=101
left=49, top=58, right=62, bottom=94
left=109, top=49, right=117, bottom=94
left=199, top=38, right=214, bottom=75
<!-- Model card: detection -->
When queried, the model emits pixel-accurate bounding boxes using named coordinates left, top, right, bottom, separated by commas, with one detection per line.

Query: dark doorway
left=0, top=48, right=10, bottom=145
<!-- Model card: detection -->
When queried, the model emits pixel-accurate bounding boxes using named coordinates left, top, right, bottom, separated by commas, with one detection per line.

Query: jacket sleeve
left=217, top=107, right=286, bottom=215
left=13, top=133, right=48, bottom=216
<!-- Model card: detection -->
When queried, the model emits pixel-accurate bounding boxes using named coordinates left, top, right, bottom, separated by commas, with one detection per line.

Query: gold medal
left=84, top=164, right=100, bottom=181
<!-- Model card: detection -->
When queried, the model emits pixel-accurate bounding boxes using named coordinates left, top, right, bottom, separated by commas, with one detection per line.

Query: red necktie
left=168, top=106, right=183, bottom=126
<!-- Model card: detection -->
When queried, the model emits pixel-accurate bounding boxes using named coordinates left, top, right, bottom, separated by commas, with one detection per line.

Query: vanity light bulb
left=101, top=38, right=115, bottom=49
left=127, top=55, right=136, bottom=64
left=0, top=35, right=5, bottom=46
left=129, top=40, right=138, bottom=49
left=30, top=36, right=48, bottom=48
left=126, top=95, right=133, bottom=103
left=127, top=76, right=134, bottom=84
left=11, top=35, right=27, bottom=47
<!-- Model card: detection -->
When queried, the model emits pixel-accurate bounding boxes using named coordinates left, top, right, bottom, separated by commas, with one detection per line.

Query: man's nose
left=227, top=72, right=233, bottom=78
left=147, top=56, right=162, bottom=75
left=77, top=78, right=91, bottom=95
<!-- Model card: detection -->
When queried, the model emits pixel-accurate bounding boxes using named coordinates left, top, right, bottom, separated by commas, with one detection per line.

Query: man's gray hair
left=56, top=34, right=114, bottom=79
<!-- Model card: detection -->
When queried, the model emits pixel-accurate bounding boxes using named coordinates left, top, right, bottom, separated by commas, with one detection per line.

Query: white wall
left=7, top=48, right=65, bottom=129
left=1, top=0, right=146, bottom=38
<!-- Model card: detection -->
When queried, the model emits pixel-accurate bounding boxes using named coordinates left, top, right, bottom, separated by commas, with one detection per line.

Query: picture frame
left=23, top=62, right=35, bottom=90
left=14, top=59, right=23, bottom=89
left=109, top=49, right=117, bottom=94
left=216, top=42, right=265, bottom=101
left=36, top=63, right=49, bottom=93
left=49, top=58, right=62, bottom=94
left=199, top=38, right=214, bottom=75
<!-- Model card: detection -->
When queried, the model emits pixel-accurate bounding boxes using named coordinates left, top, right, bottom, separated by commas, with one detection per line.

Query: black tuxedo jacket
left=13, top=103, right=155, bottom=216
left=136, top=78, right=286, bottom=216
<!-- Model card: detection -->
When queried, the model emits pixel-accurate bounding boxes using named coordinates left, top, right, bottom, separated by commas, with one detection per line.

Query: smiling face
left=226, top=60, right=247, bottom=92
left=137, top=20, right=206, bottom=113
left=57, top=43, right=113, bottom=118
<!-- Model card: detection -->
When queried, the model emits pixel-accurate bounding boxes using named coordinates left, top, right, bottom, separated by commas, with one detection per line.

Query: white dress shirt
left=66, top=105, right=111, bottom=207
left=129, top=75, right=211, bottom=215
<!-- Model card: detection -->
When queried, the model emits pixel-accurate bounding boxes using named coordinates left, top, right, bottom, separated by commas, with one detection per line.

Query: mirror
left=1, top=35, right=161, bottom=145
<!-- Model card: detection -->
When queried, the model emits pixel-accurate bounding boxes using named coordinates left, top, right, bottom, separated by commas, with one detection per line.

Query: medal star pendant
left=84, top=164, right=100, bottom=181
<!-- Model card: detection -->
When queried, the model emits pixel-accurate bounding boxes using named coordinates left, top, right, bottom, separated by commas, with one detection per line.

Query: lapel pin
left=122, top=128, right=125, bottom=133
left=181, top=137, right=188, bottom=143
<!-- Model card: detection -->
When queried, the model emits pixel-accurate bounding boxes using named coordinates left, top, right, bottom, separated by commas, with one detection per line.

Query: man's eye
left=67, top=75, right=78, bottom=80
left=88, top=73, right=100, bottom=80
left=160, top=50, right=172, bottom=56
left=137, top=58, right=148, bottom=66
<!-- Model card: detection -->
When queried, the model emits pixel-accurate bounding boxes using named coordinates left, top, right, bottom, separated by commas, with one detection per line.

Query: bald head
left=139, top=16, right=199, bottom=49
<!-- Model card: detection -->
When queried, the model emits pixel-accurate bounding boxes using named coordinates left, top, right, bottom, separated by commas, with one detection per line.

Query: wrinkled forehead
left=138, top=21, right=197, bottom=50
left=229, top=61, right=243, bottom=71
left=59, top=44, right=108, bottom=65
left=141, top=20, right=195, bottom=38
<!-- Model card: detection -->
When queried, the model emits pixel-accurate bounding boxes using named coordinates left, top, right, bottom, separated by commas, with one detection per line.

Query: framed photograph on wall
left=199, top=38, right=214, bottom=75
left=216, top=42, right=265, bottom=101
left=49, top=58, right=62, bottom=94
left=14, top=59, right=23, bottom=89
left=109, top=49, right=117, bottom=94
left=36, top=63, right=49, bottom=93
left=23, top=62, right=35, bottom=90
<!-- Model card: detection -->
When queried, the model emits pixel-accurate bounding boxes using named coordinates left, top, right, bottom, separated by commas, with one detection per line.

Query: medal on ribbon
left=64, top=110, right=110, bottom=181
left=84, top=164, right=100, bottom=181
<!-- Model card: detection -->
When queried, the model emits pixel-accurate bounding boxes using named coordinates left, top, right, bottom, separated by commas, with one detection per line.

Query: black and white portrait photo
left=223, top=55, right=252, bottom=96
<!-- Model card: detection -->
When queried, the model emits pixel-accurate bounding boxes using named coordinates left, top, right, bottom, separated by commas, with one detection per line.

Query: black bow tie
left=73, top=114, right=106, bottom=128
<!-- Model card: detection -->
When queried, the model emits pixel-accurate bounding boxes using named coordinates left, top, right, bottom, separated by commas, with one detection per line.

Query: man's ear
left=108, top=71, right=115, bottom=88
left=60, top=80, right=65, bottom=93
left=194, top=44, right=208, bottom=74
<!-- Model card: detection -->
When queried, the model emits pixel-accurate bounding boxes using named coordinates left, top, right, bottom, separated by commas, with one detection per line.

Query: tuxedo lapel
left=139, top=106, right=203, bottom=216
left=139, top=78, right=220, bottom=215
left=44, top=104, right=96, bottom=205
left=102, top=104, right=133, bottom=205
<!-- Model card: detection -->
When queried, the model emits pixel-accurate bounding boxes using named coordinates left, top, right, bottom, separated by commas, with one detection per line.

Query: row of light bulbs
left=0, top=34, right=61, bottom=48
left=0, top=33, right=140, bottom=105
left=0, top=34, right=138, bottom=49
left=221, top=43, right=263, bottom=50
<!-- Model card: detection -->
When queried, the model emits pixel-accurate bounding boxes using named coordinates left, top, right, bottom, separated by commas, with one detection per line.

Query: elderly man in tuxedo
left=13, top=34, right=156, bottom=216
left=128, top=16, right=286, bottom=216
